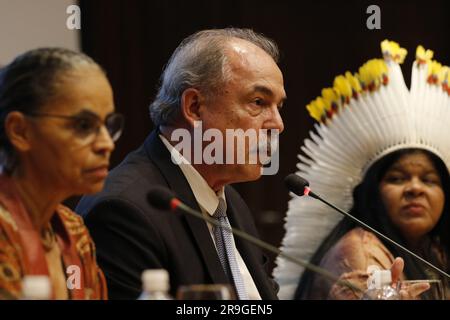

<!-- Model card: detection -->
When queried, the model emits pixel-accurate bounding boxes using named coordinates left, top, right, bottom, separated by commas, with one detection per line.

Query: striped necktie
left=212, top=198, right=249, bottom=300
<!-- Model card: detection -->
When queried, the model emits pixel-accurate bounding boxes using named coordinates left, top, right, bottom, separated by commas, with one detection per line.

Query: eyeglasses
left=26, top=111, right=124, bottom=143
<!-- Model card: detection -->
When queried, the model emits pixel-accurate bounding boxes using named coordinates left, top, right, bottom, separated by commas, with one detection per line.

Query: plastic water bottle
left=138, top=269, right=172, bottom=300
left=21, top=275, right=51, bottom=300
left=362, top=269, right=400, bottom=300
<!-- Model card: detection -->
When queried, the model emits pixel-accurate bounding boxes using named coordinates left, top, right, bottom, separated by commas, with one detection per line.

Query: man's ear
left=180, top=88, right=205, bottom=128
left=4, top=111, right=32, bottom=152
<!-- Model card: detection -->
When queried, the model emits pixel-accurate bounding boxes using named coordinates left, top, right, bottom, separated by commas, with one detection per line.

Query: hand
left=389, top=257, right=430, bottom=299
left=397, top=282, right=431, bottom=300
left=389, top=257, right=404, bottom=284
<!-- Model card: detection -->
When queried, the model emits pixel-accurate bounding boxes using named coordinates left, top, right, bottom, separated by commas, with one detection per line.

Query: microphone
left=285, top=174, right=450, bottom=280
left=147, top=186, right=364, bottom=294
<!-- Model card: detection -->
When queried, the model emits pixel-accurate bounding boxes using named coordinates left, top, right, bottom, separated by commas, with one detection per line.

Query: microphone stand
left=176, top=201, right=364, bottom=294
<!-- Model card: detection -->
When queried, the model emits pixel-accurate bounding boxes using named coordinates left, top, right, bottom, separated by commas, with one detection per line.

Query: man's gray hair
left=149, top=28, right=280, bottom=127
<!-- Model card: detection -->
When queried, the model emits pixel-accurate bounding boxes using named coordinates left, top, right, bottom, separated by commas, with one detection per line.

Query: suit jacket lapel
left=143, top=130, right=229, bottom=285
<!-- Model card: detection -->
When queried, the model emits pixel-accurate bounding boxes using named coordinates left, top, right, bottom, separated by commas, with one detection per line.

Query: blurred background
left=1, top=0, right=449, bottom=272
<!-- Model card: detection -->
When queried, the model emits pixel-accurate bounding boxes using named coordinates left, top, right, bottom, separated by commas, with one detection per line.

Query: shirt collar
left=159, top=134, right=226, bottom=216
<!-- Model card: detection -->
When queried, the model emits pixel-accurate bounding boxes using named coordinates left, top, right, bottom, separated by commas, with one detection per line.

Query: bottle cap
left=22, top=275, right=51, bottom=299
left=141, top=269, right=170, bottom=292
left=367, top=270, right=392, bottom=289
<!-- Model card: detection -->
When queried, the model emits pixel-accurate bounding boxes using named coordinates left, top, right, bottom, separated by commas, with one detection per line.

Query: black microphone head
left=284, top=174, right=310, bottom=196
left=147, top=187, right=176, bottom=211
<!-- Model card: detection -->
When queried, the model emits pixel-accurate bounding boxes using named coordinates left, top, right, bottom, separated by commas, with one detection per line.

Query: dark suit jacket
left=76, top=130, right=278, bottom=299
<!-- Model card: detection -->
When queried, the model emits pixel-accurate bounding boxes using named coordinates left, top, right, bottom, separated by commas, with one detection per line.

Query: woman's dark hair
left=0, top=48, right=102, bottom=173
left=295, top=148, right=450, bottom=299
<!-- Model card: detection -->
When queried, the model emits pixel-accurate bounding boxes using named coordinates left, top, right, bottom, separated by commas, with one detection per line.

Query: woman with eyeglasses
left=0, top=48, right=124, bottom=299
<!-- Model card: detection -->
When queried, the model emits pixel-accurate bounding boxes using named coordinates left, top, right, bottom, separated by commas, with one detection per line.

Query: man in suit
left=76, top=28, right=286, bottom=299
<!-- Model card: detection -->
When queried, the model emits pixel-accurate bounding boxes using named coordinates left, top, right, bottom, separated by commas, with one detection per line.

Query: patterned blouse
left=0, top=175, right=107, bottom=299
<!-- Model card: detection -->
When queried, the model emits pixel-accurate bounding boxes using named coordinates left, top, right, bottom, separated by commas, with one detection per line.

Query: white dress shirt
left=159, top=134, right=261, bottom=299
